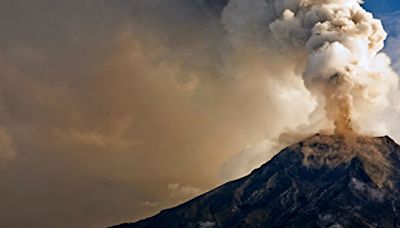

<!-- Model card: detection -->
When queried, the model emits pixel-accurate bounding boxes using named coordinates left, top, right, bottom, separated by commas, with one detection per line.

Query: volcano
left=113, top=134, right=400, bottom=227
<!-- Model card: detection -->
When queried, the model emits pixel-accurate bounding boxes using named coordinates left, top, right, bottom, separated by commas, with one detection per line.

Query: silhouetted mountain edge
left=112, top=134, right=400, bottom=228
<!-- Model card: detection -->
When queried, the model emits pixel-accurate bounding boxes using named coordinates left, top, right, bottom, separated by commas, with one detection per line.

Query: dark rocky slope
left=114, top=134, right=400, bottom=228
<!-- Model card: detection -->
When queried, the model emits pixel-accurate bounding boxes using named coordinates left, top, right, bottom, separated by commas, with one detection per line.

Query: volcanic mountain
left=114, top=134, right=400, bottom=227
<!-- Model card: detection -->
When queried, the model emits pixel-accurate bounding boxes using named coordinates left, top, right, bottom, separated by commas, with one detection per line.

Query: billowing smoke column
left=223, top=0, right=400, bottom=136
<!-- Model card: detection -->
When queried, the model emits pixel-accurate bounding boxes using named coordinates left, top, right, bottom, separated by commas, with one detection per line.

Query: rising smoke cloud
left=220, top=0, right=400, bottom=181
left=222, top=0, right=400, bottom=137
left=1, top=0, right=400, bottom=227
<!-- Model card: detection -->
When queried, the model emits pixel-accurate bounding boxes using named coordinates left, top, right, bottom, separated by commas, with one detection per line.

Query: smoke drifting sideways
left=0, top=0, right=315, bottom=226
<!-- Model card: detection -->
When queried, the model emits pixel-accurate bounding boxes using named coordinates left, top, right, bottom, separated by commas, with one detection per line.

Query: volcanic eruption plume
left=222, top=0, right=400, bottom=137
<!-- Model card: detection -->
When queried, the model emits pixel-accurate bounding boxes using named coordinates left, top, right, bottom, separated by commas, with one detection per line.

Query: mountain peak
left=114, top=134, right=400, bottom=227
left=292, top=134, right=395, bottom=188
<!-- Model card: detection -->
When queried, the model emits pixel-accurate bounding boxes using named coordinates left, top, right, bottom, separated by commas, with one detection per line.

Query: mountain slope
left=114, top=134, right=400, bottom=228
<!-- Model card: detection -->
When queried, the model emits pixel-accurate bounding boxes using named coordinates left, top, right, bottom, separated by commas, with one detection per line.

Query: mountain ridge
left=113, top=134, right=400, bottom=228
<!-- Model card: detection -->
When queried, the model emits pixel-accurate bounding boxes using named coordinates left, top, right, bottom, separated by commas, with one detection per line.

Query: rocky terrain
left=113, top=134, right=400, bottom=227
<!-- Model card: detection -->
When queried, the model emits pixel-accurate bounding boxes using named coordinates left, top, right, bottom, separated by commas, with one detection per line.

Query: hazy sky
left=1, top=1, right=400, bottom=227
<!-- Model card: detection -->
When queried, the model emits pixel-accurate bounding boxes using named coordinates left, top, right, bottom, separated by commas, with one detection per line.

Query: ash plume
left=222, top=0, right=400, bottom=136
left=1, top=1, right=400, bottom=226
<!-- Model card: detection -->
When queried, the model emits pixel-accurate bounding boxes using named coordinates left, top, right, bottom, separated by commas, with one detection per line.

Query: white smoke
left=220, top=0, right=400, bottom=180
left=223, top=0, right=400, bottom=137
